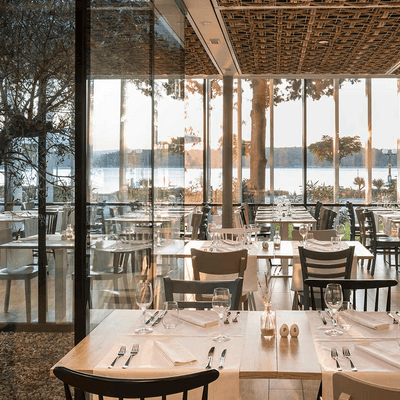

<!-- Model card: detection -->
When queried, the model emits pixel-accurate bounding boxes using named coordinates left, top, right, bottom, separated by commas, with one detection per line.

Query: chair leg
left=4, top=279, right=11, bottom=312
left=24, top=278, right=32, bottom=323
left=370, top=254, right=377, bottom=276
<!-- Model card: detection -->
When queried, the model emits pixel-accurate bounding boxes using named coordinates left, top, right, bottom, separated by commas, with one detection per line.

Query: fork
left=108, top=345, right=126, bottom=369
left=330, top=348, right=342, bottom=371
left=342, top=347, right=357, bottom=372
left=123, top=344, right=139, bottom=369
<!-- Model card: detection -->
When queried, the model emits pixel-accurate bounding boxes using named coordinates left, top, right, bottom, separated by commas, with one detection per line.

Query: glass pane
left=274, top=79, right=303, bottom=203
left=339, top=79, right=367, bottom=204
left=372, top=79, right=399, bottom=204
left=307, top=79, right=335, bottom=203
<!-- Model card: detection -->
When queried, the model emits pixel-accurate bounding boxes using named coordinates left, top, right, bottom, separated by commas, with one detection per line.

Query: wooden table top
left=51, top=310, right=322, bottom=380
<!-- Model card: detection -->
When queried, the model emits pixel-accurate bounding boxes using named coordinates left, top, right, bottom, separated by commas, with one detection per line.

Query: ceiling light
left=317, top=40, right=329, bottom=45
left=209, top=38, right=220, bottom=45
left=201, top=22, right=211, bottom=26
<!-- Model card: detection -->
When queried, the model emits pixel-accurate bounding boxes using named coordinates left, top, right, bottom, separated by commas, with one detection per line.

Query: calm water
left=1, top=167, right=394, bottom=195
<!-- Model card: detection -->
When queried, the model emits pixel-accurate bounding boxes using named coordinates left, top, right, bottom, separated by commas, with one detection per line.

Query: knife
left=145, top=310, right=159, bottom=325
left=152, top=310, right=167, bottom=326
left=205, top=346, right=215, bottom=369
left=218, top=349, right=227, bottom=369
left=317, top=310, right=327, bottom=325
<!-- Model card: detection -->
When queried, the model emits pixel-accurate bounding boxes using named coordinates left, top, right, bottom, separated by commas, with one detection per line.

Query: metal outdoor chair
left=53, top=366, right=219, bottom=400
left=163, top=276, right=243, bottom=310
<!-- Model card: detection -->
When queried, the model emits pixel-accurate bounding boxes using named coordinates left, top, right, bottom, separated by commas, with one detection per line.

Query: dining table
left=0, top=233, right=75, bottom=322
left=254, top=207, right=317, bottom=274
left=51, top=309, right=400, bottom=400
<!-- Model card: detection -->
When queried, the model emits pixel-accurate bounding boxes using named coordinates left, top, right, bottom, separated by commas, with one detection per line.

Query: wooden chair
left=346, top=201, right=360, bottom=241
left=298, top=245, right=355, bottom=309
left=0, top=228, right=37, bottom=322
left=364, top=210, right=400, bottom=275
left=198, top=203, right=211, bottom=240
left=46, top=211, right=58, bottom=234
left=54, top=366, right=219, bottom=400
left=185, top=212, right=202, bottom=240
left=163, top=276, right=243, bottom=310
left=191, top=248, right=249, bottom=309
left=314, top=200, right=323, bottom=229
left=304, top=278, right=398, bottom=311
left=333, top=372, right=400, bottom=400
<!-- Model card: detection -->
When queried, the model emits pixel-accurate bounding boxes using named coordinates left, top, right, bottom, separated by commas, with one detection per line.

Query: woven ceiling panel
left=215, top=1, right=400, bottom=74
left=185, top=20, right=219, bottom=76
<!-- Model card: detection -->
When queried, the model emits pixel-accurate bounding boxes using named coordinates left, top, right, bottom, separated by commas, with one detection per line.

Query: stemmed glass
left=134, top=281, right=153, bottom=334
left=324, top=283, right=343, bottom=336
left=299, top=224, right=308, bottom=246
left=212, top=287, right=231, bottom=342
left=336, top=224, right=345, bottom=248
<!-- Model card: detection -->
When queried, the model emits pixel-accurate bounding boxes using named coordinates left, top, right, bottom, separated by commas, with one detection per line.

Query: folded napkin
left=345, top=311, right=389, bottom=330
left=95, top=240, right=115, bottom=249
left=177, top=310, right=219, bottom=327
left=221, top=239, right=242, bottom=247
left=308, top=239, right=332, bottom=247
left=355, top=343, right=400, bottom=369
left=154, top=339, right=197, bottom=366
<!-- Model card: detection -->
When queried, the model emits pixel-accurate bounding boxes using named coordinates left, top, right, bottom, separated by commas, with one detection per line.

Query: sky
left=91, top=78, right=400, bottom=153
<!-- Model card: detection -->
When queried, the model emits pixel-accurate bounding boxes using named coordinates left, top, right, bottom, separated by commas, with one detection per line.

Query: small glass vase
left=260, top=303, right=276, bottom=338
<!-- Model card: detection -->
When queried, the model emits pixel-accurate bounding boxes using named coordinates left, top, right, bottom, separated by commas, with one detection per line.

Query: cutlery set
left=109, top=344, right=139, bottom=369
left=206, top=346, right=227, bottom=370
left=330, top=347, right=357, bottom=372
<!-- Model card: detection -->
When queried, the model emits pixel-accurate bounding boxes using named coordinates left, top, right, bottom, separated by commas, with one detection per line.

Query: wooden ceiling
left=183, top=0, right=400, bottom=77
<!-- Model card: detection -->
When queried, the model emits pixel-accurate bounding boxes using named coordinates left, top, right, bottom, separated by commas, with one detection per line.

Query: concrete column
left=333, top=79, right=340, bottom=204
left=366, top=79, right=372, bottom=204
left=222, top=75, right=233, bottom=228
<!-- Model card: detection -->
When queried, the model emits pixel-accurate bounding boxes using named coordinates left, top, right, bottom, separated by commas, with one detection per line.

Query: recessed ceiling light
left=317, top=40, right=329, bottom=45
left=201, top=21, right=211, bottom=26
left=209, top=38, right=220, bottom=45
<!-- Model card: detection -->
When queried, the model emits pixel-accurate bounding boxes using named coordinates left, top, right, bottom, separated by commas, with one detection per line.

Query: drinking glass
left=396, top=323, right=400, bottom=348
left=212, top=287, right=231, bottom=342
left=305, top=233, right=314, bottom=247
left=338, top=301, right=353, bottom=331
left=324, top=283, right=343, bottom=336
left=336, top=224, right=345, bottom=248
left=162, top=301, right=179, bottom=329
left=330, top=236, right=340, bottom=251
left=299, top=224, right=308, bottom=245
left=134, top=281, right=153, bottom=334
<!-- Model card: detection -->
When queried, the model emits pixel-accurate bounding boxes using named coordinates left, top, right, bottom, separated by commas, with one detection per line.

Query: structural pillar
left=222, top=75, right=233, bottom=228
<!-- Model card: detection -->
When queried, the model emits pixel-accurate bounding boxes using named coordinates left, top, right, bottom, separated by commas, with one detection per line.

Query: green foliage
left=308, top=135, right=362, bottom=164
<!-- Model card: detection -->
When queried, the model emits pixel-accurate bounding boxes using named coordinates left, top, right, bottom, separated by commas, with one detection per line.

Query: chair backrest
left=333, top=372, right=400, bottom=400
left=53, top=366, right=219, bottom=400
left=346, top=201, right=357, bottom=240
left=241, top=202, right=251, bottom=225
left=46, top=211, right=59, bottom=234
left=304, top=278, right=398, bottom=311
left=299, top=245, right=355, bottom=309
left=355, top=207, right=366, bottom=244
left=163, top=276, right=244, bottom=310
left=292, top=229, right=336, bottom=241
left=198, top=204, right=211, bottom=240
left=234, top=209, right=245, bottom=229
left=191, top=248, right=248, bottom=279
left=318, top=206, right=329, bottom=230
left=314, top=200, right=322, bottom=227
left=326, top=209, right=337, bottom=230
left=363, top=210, right=378, bottom=241
left=191, top=213, right=203, bottom=240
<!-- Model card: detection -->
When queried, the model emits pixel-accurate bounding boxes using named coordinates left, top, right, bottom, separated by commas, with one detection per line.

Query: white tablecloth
left=93, top=312, right=246, bottom=400
left=307, top=311, right=400, bottom=400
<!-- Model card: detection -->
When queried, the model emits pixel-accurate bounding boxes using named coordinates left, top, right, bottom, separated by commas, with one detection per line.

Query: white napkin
left=154, top=339, right=197, bottom=366
left=308, top=239, right=331, bottom=247
left=177, top=310, right=219, bottom=328
left=345, top=311, right=389, bottom=330
left=355, top=343, right=400, bottom=369
left=95, top=239, right=115, bottom=249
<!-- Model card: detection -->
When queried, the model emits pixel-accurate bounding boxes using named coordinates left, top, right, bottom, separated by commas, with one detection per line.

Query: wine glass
left=299, top=224, right=308, bottom=245
left=134, top=281, right=153, bottom=334
left=336, top=224, right=345, bottom=248
left=212, top=287, right=231, bottom=342
left=324, top=283, right=343, bottom=336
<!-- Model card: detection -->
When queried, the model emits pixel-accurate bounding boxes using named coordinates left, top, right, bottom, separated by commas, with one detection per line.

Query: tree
left=308, top=135, right=362, bottom=164
left=1, top=1, right=75, bottom=205
left=372, top=178, right=385, bottom=191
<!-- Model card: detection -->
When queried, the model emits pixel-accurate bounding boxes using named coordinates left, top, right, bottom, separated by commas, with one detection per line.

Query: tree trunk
left=250, top=79, right=268, bottom=203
